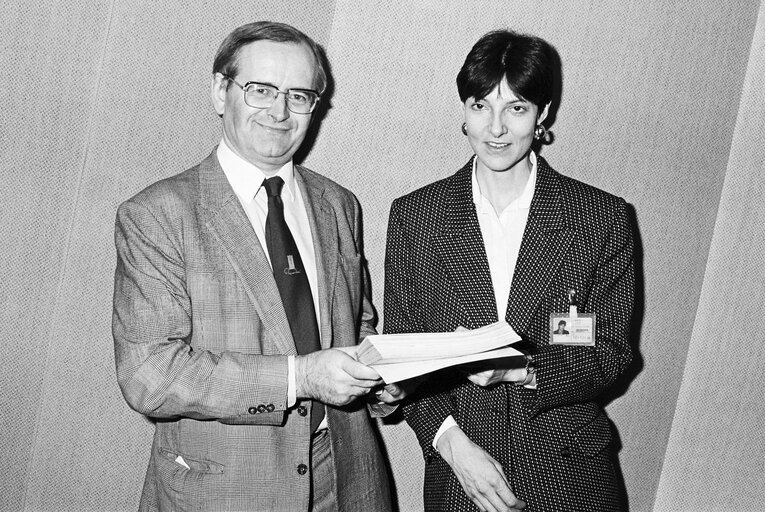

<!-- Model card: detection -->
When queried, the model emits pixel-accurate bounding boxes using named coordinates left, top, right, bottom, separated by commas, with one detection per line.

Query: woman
left=384, top=30, right=634, bottom=512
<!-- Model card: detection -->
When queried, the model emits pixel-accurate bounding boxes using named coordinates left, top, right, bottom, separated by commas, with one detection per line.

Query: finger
left=472, top=495, right=496, bottom=512
left=342, top=359, right=384, bottom=381
left=383, top=383, right=403, bottom=397
left=375, top=390, right=401, bottom=404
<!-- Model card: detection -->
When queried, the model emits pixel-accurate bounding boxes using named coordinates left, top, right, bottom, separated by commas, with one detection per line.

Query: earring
left=461, top=123, right=467, bottom=135
left=534, top=124, right=548, bottom=140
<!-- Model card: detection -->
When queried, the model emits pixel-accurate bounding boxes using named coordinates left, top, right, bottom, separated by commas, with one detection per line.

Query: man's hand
left=295, top=349, right=382, bottom=406
left=437, top=426, right=526, bottom=512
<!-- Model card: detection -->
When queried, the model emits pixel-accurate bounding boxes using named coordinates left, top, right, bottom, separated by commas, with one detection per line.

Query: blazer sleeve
left=519, top=197, right=635, bottom=415
left=383, top=199, right=455, bottom=455
left=112, top=198, right=289, bottom=424
left=351, top=194, right=378, bottom=344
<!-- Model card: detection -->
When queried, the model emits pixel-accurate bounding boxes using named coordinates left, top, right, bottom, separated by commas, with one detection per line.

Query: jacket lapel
left=197, top=151, right=296, bottom=355
left=295, top=166, right=336, bottom=349
left=506, top=157, right=575, bottom=334
left=433, top=159, right=498, bottom=329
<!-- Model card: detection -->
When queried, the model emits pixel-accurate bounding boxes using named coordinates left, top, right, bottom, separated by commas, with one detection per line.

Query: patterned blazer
left=384, top=156, right=634, bottom=512
left=113, top=150, right=391, bottom=512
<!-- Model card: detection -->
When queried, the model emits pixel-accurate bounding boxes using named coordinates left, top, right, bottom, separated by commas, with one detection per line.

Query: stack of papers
left=356, top=321, right=523, bottom=383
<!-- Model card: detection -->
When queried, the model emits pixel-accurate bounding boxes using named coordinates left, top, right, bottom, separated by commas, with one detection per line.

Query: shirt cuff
left=287, top=355, right=297, bottom=407
left=432, top=415, right=458, bottom=450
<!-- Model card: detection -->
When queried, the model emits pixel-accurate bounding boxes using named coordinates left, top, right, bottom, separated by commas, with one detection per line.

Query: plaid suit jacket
left=113, top=150, right=391, bottom=512
left=384, top=156, right=635, bottom=511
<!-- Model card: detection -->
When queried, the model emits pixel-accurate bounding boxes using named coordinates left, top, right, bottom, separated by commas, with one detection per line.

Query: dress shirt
left=217, top=139, right=323, bottom=421
left=433, top=152, right=538, bottom=449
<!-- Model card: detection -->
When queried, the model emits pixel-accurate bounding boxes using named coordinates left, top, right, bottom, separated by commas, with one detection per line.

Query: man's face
left=211, top=40, right=317, bottom=173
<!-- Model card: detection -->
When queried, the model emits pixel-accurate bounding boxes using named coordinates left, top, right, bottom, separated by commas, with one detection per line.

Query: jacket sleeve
left=518, top=197, right=635, bottom=415
left=112, top=198, right=289, bottom=425
left=383, top=199, right=456, bottom=457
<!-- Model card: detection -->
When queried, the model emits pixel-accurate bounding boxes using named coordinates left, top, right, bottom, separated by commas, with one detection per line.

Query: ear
left=537, top=102, right=551, bottom=125
left=211, top=72, right=228, bottom=116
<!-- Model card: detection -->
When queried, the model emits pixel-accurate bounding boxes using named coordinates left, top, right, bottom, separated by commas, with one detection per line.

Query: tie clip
left=284, top=255, right=301, bottom=275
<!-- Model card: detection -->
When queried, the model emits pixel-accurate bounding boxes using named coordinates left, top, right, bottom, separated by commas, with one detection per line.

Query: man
left=113, top=21, right=398, bottom=511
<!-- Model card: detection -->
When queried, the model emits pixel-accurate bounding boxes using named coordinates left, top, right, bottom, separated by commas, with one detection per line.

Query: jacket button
left=297, top=405, right=308, bottom=416
left=561, top=446, right=572, bottom=458
left=297, top=463, right=308, bottom=475
left=266, top=404, right=275, bottom=412
left=257, top=404, right=267, bottom=413
left=248, top=407, right=257, bottom=415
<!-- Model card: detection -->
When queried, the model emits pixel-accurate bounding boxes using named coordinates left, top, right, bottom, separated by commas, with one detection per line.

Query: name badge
left=549, top=289, right=595, bottom=346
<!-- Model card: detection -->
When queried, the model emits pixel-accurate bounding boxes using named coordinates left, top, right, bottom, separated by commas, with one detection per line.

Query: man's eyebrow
left=243, top=79, right=277, bottom=88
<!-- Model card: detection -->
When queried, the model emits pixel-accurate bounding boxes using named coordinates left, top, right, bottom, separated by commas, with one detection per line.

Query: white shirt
left=432, top=152, right=538, bottom=449
left=473, top=151, right=537, bottom=321
left=217, top=139, right=321, bottom=416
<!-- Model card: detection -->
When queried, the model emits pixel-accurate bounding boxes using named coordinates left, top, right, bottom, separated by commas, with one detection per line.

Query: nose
left=266, top=92, right=290, bottom=121
left=489, top=111, right=507, bottom=137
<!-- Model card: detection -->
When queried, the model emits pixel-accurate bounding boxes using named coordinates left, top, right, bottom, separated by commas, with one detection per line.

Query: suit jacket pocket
left=158, top=446, right=224, bottom=474
left=154, top=447, right=225, bottom=511
left=572, top=413, right=613, bottom=458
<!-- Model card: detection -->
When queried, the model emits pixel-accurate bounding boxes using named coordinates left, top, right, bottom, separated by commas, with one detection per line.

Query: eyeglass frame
left=222, top=74, right=321, bottom=114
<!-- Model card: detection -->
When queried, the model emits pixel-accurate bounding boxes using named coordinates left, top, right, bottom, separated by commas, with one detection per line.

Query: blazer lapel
left=197, top=151, right=296, bottom=355
left=295, top=166, right=336, bottom=349
left=506, top=157, right=575, bottom=334
left=433, top=159, right=498, bottom=329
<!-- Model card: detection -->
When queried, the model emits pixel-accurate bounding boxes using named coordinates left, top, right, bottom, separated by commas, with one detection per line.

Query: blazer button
left=266, top=404, right=275, bottom=412
left=257, top=404, right=267, bottom=413
left=297, top=463, right=308, bottom=475
left=248, top=407, right=258, bottom=415
left=297, top=405, right=308, bottom=416
left=561, top=446, right=572, bottom=458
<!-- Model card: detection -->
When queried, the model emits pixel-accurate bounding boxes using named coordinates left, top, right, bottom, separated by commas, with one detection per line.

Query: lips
left=258, top=123, right=290, bottom=132
left=486, top=141, right=510, bottom=149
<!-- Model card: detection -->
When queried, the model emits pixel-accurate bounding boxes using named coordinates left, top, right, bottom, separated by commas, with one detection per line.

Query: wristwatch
left=520, top=354, right=536, bottom=386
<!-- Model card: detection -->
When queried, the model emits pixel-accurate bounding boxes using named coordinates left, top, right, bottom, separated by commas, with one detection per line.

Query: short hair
left=558, top=320, right=567, bottom=326
left=213, top=21, right=327, bottom=94
left=456, top=30, right=556, bottom=111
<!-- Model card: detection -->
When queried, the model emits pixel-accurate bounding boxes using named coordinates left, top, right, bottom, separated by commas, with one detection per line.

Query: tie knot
left=263, top=176, right=285, bottom=198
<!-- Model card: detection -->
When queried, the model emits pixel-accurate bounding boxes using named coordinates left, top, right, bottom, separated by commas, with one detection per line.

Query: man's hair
left=213, top=21, right=327, bottom=93
left=456, top=29, right=556, bottom=111
left=558, top=320, right=567, bottom=326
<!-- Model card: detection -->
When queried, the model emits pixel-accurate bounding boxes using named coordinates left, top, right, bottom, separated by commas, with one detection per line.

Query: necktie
left=263, top=176, right=324, bottom=431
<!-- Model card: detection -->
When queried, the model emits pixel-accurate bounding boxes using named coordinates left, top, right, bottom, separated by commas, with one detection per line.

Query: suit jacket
left=113, top=150, right=391, bottom=512
left=383, top=156, right=634, bottom=512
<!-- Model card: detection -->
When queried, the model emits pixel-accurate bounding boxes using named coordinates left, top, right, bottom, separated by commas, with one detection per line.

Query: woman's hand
left=374, top=377, right=422, bottom=404
left=437, top=426, right=526, bottom=512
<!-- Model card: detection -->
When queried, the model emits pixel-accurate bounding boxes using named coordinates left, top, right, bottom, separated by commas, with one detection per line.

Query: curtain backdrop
left=1, top=1, right=763, bottom=510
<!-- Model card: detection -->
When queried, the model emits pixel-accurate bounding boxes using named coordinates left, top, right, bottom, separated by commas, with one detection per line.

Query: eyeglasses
left=223, top=75, right=320, bottom=114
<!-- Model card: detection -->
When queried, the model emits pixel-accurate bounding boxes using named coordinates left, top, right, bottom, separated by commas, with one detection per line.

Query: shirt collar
left=217, top=138, right=297, bottom=202
left=471, top=151, right=538, bottom=214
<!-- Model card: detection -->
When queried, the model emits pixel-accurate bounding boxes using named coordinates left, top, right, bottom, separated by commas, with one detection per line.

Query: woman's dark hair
left=213, top=21, right=327, bottom=94
left=457, top=30, right=556, bottom=111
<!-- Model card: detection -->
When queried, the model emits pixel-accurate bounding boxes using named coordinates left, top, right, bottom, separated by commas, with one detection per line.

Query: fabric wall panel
left=0, top=2, right=114, bottom=511
left=654, top=2, right=765, bottom=509
left=309, top=1, right=761, bottom=510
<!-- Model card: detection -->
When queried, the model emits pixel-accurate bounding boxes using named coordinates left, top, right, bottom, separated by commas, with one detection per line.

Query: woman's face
left=463, top=80, right=548, bottom=174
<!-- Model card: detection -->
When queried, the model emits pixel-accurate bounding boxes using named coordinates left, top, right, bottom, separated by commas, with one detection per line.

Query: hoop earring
left=461, top=123, right=467, bottom=136
left=534, top=124, right=547, bottom=140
